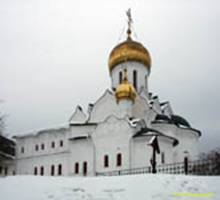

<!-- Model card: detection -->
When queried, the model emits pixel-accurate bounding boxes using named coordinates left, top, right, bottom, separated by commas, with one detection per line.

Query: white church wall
left=139, top=88, right=149, bottom=101
left=89, top=87, right=156, bottom=125
left=16, top=136, right=34, bottom=159
left=69, top=106, right=87, bottom=124
left=151, top=123, right=177, bottom=139
left=68, top=138, right=94, bottom=176
left=92, top=116, right=134, bottom=173
left=69, top=125, right=96, bottom=139
left=16, top=152, right=69, bottom=176
left=111, top=61, right=150, bottom=93
left=157, top=137, right=176, bottom=165
left=144, top=110, right=157, bottom=127
left=89, top=90, right=122, bottom=123
left=16, top=129, right=69, bottom=158
left=117, top=99, right=133, bottom=118
left=68, top=125, right=96, bottom=176
left=175, top=128, right=200, bottom=161
left=15, top=128, right=70, bottom=176
left=131, top=136, right=152, bottom=168
left=132, top=96, right=156, bottom=126
left=151, top=122, right=200, bottom=162
left=131, top=136, right=174, bottom=169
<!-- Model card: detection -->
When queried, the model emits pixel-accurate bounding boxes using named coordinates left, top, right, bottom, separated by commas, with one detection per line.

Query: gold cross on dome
left=126, top=8, right=133, bottom=40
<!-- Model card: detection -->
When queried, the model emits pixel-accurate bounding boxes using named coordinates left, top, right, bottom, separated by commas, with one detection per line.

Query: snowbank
left=0, top=174, right=219, bottom=200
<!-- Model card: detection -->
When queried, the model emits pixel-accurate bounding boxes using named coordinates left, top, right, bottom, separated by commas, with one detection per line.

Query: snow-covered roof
left=69, top=123, right=97, bottom=127
left=152, top=115, right=201, bottom=137
left=13, top=124, right=69, bottom=139
left=133, top=127, right=179, bottom=147
left=68, top=133, right=90, bottom=141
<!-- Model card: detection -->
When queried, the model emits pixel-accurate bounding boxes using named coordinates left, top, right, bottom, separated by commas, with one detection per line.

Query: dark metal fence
left=157, top=162, right=185, bottom=174
left=96, top=158, right=220, bottom=176
left=188, top=159, right=220, bottom=175
left=96, top=166, right=152, bottom=176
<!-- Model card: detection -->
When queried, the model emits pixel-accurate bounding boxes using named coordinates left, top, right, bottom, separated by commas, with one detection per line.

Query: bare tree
left=0, top=101, right=6, bottom=136
left=198, top=148, right=220, bottom=175
left=0, top=114, right=5, bottom=135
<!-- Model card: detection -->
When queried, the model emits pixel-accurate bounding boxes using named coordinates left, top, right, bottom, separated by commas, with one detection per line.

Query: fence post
left=184, top=157, right=188, bottom=175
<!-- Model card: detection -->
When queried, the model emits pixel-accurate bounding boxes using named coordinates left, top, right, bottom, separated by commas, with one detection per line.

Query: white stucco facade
left=10, top=33, right=201, bottom=177
left=111, top=62, right=150, bottom=93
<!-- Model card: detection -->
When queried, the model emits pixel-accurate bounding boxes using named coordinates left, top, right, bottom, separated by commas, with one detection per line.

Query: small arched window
left=34, top=167, right=38, bottom=175
left=104, top=155, right=109, bottom=168
left=51, top=165, right=55, bottom=176
left=4, top=167, right=8, bottom=175
left=60, top=140, right=63, bottom=147
left=58, top=164, right=62, bottom=176
left=35, top=144, right=39, bottom=151
left=145, top=75, right=148, bottom=89
left=40, top=166, right=44, bottom=176
left=116, top=153, right=122, bottom=167
left=83, top=162, right=87, bottom=176
left=75, top=162, right=79, bottom=174
left=41, top=143, right=45, bottom=150
left=119, top=71, right=123, bottom=84
left=51, top=141, right=55, bottom=148
left=21, top=147, right=24, bottom=153
left=161, top=152, right=165, bottom=164
left=133, top=70, right=137, bottom=89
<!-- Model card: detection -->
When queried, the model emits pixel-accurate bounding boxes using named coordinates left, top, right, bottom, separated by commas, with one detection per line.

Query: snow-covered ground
left=0, top=174, right=219, bottom=200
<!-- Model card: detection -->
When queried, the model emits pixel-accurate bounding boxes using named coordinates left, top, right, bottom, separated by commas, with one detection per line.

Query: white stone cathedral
left=10, top=14, right=201, bottom=177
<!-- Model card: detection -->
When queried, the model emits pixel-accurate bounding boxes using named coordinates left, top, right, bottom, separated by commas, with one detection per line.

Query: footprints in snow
left=45, top=187, right=126, bottom=200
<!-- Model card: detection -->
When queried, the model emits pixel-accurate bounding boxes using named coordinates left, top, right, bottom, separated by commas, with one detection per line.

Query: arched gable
left=69, top=105, right=87, bottom=124
left=88, top=90, right=121, bottom=123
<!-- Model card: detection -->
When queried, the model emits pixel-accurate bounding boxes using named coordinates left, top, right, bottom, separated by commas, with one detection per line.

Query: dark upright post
left=149, top=136, right=160, bottom=174
left=184, top=156, right=188, bottom=175
left=152, top=146, right=157, bottom=174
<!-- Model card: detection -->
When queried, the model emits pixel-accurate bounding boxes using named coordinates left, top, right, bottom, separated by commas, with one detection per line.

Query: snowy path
left=0, top=174, right=219, bottom=200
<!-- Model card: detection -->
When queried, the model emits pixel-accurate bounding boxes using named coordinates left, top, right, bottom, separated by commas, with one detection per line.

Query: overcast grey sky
left=0, top=0, right=219, bottom=152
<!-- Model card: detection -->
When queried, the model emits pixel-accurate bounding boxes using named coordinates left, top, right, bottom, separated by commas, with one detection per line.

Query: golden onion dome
left=115, top=69, right=136, bottom=103
left=108, top=38, right=151, bottom=72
